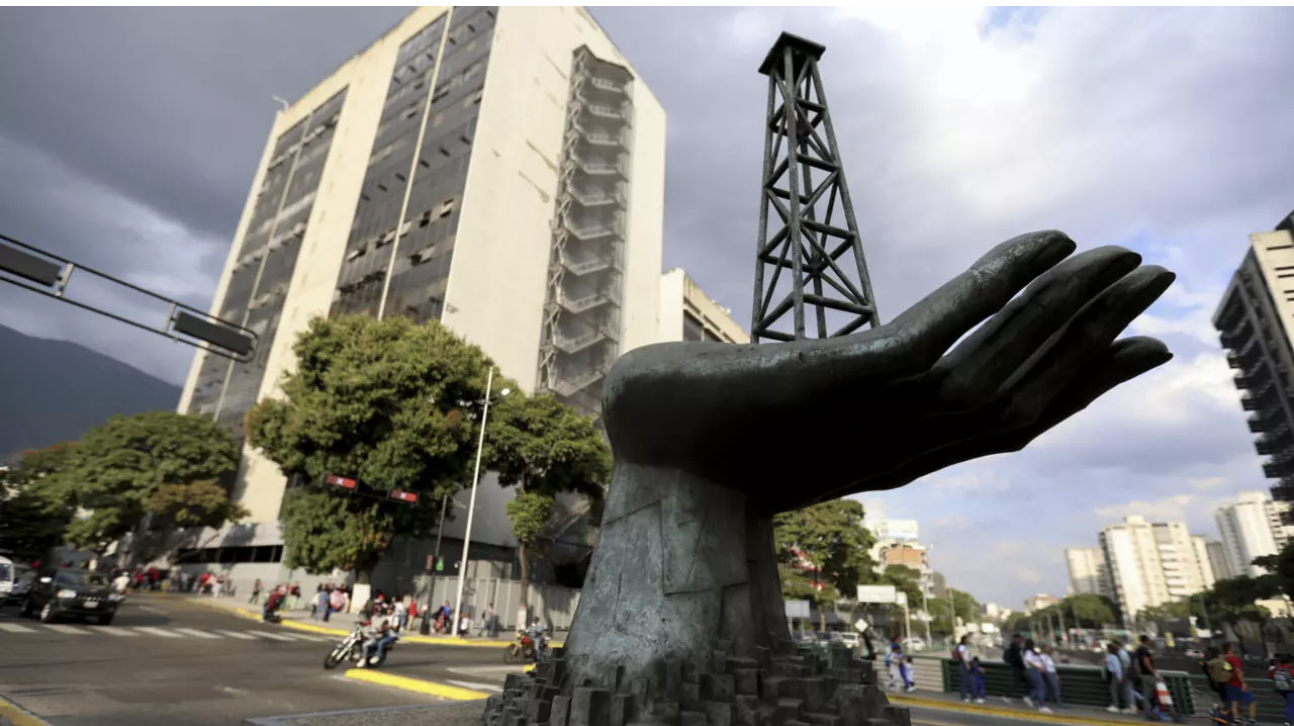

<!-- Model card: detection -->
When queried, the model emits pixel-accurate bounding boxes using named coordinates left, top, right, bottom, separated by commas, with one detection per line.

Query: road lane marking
left=138, top=605, right=168, bottom=615
left=173, top=627, right=223, bottom=639
left=247, top=630, right=297, bottom=641
left=447, top=680, right=503, bottom=693
left=0, top=694, right=55, bottom=726
left=131, top=626, right=184, bottom=638
left=95, top=627, right=139, bottom=636
left=44, top=624, right=90, bottom=635
left=279, top=632, right=329, bottom=642
left=0, top=623, right=37, bottom=633
left=342, top=669, right=491, bottom=700
left=892, top=694, right=1133, bottom=726
left=215, top=630, right=258, bottom=640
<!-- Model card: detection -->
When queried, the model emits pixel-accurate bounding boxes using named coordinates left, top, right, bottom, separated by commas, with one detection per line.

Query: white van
left=0, top=556, right=36, bottom=608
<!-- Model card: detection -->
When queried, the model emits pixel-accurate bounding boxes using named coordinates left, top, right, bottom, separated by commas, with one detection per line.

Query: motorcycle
left=323, top=624, right=399, bottom=670
left=504, top=632, right=548, bottom=663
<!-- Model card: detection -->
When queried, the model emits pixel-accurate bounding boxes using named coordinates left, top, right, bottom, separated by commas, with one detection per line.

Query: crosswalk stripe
left=95, top=627, right=139, bottom=636
left=280, top=632, right=328, bottom=642
left=45, top=624, right=91, bottom=634
left=173, top=627, right=222, bottom=639
left=214, top=630, right=258, bottom=640
left=132, top=626, right=184, bottom=638
left=0, top=623, right=37, bottom=633
left=248, top=630, right=296, bottom=641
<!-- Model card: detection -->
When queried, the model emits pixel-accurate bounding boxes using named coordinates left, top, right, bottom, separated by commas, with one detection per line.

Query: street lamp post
left=452, top=368, right=509, bottom=632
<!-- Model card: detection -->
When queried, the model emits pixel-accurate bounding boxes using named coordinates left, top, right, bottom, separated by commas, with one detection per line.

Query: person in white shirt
left=954, top=635, right=981, bottom=703
left=1041, top=644, right=1063, bottom=708
left=358, top=603, right=397, bottom=667
left=1022, top=640, right=1053, bottom=714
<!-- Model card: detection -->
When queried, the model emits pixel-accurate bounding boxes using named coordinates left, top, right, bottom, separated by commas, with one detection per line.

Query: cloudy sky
left=2, top=6, right=1292, bottom=609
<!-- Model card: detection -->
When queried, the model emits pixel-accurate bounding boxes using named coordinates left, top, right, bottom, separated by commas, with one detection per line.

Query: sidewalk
left=152, top=593, right=548, bottom=648
left=889, top=690, right=1198, bottom=726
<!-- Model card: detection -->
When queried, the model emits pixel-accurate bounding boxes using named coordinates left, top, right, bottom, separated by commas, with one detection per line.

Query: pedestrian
left=327, top=586, right=345, bottom=623
left=970, top=657, right=988, bottom=702
left=288, top=582, right=301, bottom=611
left=1022, top=639, right=1052, bottom=714
left=1040, top=644, right=1063, bottom=708
left=480, top=602, right=497, bottom=639
left=1105, top=642, right=1124, bottom=713
left=1135, top=635, right=1166, bottom=721
left=954, top=634, right=974, bottom=703
left=393, top=595, right=408, bottom=632
left=1267, top=652, right=1294, bottom=726
left=1202, top=647, right=1229, bottom=709
left=458, top=612, right=471, bottom=639
left=1222, top=641, right=1257, bottom=725
left=1002, top=634, right=1030, bottom=706
left=1115, top=640, right=1142, bottom=713
left=249, top=578, right=263, bottom=605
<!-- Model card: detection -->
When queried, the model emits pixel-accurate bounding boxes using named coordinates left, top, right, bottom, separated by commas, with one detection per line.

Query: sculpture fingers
left=935, top=246, right=1143, bottom=404
left=885, top=230, right=1075, bottom=372
left=842, top=336, right=1172, bottom=496
left=1001, top=265, right=1175, bottom=426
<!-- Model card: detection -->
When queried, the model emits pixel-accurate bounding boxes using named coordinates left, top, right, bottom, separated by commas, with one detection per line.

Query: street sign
left=325, top=474, right=357, bottom=490
left=390, top=489, right=418, bottom=504
left=857, top=585, right=898, bottom=604
left=785, top=599, right=810, bottom=619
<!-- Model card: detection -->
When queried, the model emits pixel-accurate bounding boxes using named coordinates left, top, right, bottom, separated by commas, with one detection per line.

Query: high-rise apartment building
left=1152, top=521, right=1212, bottom=600
left=1064, top=547, right=1108, bottom=597
left=1191, top=535, right=1218, bottom=590
left=1214, top=213, right=1294, bottom=511
left=176, top=7, right=665, bottom=557
left=1206, top=540, right=1233, bottom=582
left=658, top=268, right=749, bottom=344
left=1215, top=490, right=1290, bottom=578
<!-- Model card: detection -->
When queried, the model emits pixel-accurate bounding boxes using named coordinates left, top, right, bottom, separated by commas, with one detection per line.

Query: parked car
left=0, top=557, right=35, bottom=609
left=22, top=568, right=123, bottom=624
left=902, top=637, right=926, bottom=653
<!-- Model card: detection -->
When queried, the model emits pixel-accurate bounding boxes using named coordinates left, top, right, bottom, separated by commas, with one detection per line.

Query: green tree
left=774, top=498, right=876, bottom=630
left=485, top=391, right=612, bottom=612
left=1203, top=575, right=1278, bottom=635
left=877, top=564, right=922, bottom=609
left=136, top=479, right=252, bottom=563
left=55, top=412, right=239, bottom=559
left=246, top=315, right=494, bottom=583
left=1062, top=593, right=1121, bottom=629
left=0, top=444, right=79, bottom=561
left=1254, top=544, right=1294, bottom=599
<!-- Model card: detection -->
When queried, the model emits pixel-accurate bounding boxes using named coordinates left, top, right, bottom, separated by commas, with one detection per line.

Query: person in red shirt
left=1268, top=652, right=1294, bottom=726
left=1223, top=642, right=1256, bottom=725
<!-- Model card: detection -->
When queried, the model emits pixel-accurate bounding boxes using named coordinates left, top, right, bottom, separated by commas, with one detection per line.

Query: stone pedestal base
left=481, top=642, right=910, bottom=726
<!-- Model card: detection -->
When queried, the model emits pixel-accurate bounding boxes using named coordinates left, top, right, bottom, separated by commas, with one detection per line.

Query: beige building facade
left=175, top=7, right=666, bottom=570
left=658, top=268, right=749, bottom=344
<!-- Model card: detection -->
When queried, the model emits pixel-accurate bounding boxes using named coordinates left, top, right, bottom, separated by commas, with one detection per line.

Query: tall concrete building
left=1092, top=516, right=1215, bottom=622
left=1206, top=539, right=1233, bottom=582
left=1215, top=490, right=1290, bottom=578
left=1064, top=546, right=1108, bottom=597
left=1191, top=535, right=1218, bottom=590
left=1214, top=213, right=1294, bottom=510
left=658, top=268, right=749, bottom=344
left=175, top=7, right=665, bottom=568
left=1152, top=521, right=1212, bottom=600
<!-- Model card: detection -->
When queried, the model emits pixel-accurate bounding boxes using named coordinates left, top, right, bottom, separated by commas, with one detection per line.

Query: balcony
left=569, top=189, right=625, bottom=209
left=553, top=365, right=609, bottom=397
left=1249, top=406, right=1285, bottom=434
left=1228, top=351, right=1241, bottom=369
left=1265, top=455, right=1294, bottom=479
left=574, top=158, right=627, bottom=179
left=585, top=104, right=626, bottom=122
left=557, top=288, right=621, bottom=313
left=1241, top=381, right=1277, bottom=411
left=1256, top=425, right=1294, bottom=456
left=564, top=221, right=622, bottom=243
left=559, top=253, right=618, bottom=276
left=552, top=327, right=616, bottom=355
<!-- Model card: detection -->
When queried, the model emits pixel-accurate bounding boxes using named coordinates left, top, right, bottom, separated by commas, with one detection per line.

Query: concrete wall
left=445, top=5, right=665, bottom=393
left=659, top=268, right=750, bottom=344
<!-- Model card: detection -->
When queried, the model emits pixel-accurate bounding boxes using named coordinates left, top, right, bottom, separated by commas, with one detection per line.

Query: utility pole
left=418, top=495, right=450, bottom=635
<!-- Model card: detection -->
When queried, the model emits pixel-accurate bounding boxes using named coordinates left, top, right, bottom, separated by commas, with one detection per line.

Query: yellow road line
left=0, top=696, right=54, bottom=726
left=891, top=695, right=1132, bottom=726
left=342, top=669, right=492, bottom=700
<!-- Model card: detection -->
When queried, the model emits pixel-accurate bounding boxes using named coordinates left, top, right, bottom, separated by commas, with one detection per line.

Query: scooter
left=504, top=632, right=548, bottom=663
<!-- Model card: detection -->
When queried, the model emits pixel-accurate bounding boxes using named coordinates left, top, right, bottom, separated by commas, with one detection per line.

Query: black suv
left=22, top=568, right=120, bottom=625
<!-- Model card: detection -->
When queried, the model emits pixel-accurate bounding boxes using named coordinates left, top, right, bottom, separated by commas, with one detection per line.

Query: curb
left=178, top=596, right=565, bottom=649
left=0, top=694, right=54, bottom=726
left=889, top=695, right=1142, bottom=726
left=342, top=669, right=493, bottom=701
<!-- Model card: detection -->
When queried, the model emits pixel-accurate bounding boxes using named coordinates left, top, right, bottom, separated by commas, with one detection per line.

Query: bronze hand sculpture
left=487, top=231, right=1174, bottom=726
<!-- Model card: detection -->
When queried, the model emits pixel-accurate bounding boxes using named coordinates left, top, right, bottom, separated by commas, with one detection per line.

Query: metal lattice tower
left=751, top=32, right=879, bottom=343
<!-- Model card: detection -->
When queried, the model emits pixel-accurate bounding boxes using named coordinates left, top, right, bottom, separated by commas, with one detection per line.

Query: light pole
left=452, top=368, right=509, bottom=631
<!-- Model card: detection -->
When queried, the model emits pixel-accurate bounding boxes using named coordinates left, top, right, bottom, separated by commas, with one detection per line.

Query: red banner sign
left=390, top=489, right=418, bottom=504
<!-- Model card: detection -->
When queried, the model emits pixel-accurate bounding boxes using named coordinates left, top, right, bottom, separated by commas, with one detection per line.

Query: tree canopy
left=54, top=411, right=240, bottom=557
left=0, top=444, right=79, bottom=561
left=1254, top=543, right=1294, bottom=600
left=246, top=315, right=496, bottom=582
left=486, top=390, right=612, bottom=608
left=774, top=498, right=876, bottom=629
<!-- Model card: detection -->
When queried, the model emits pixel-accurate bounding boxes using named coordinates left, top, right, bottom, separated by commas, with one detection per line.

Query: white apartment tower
left=1191, top=535, right=1218, bottom=590
left=176, top=6, right=665, bottom=542
left=1100, top=516, right=1168, bottom=622
left=1064, top=547, right=1108, bottom=597
left=1216, top=490, right=1291, bottom=578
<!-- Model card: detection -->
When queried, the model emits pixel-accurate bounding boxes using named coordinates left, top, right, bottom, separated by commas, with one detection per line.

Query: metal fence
left=411, top=575, right=581, bottom=631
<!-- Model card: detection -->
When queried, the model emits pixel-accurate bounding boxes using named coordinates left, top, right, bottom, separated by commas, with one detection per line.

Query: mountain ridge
left=0, top=324, right=182, bottom=461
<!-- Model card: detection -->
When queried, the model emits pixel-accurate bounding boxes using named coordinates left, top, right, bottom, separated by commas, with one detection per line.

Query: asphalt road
left=0, top=594, right=524, bottom=726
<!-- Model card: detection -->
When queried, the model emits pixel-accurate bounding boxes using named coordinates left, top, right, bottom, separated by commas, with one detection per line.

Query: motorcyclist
left=358, top=602, right=398, bottom=668
left=524, top=616, right=549, bottom=661
left=262, top=584, right=286, bottom=622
